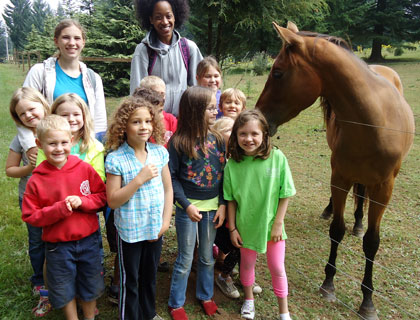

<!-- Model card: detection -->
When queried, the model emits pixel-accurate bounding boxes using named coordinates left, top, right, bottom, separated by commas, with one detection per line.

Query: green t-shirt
left=223, top=149, right=296, bottom=253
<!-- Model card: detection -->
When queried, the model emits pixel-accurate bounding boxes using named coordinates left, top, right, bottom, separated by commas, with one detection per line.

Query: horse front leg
left=320, top=174, right=351, bottom=302
left=352, top=183, right=366, bottom=237
left=358, top=179, right=394, bottom=320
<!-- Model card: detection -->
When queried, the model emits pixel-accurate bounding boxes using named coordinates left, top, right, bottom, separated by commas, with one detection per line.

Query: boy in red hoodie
left=22, top=115, right=106, bottom=320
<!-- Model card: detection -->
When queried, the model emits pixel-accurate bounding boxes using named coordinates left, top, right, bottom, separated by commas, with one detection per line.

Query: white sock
left=279, top=312, right=291, bottom=320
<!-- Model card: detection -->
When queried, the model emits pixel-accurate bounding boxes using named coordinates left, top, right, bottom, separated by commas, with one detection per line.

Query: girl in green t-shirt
left=224, top=110, right=296, bottom=320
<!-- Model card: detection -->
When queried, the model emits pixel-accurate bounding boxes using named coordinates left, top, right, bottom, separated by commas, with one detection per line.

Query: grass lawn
left=0, top=48, right=419, bottom=320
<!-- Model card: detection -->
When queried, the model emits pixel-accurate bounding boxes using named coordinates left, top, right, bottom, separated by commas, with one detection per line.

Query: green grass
left=0, top=48, right=419, bottom=320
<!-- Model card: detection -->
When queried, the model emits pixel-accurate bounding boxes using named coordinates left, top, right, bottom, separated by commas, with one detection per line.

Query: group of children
left=6, top=56, right=295, bottom=320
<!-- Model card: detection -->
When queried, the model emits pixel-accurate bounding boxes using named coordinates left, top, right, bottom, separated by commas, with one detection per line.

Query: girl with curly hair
left=105, top=96, right=173, bottom=320
left=130, top=0, right=203, bottom=117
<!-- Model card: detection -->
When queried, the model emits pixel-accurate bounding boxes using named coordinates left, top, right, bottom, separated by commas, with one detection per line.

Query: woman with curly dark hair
left=130, top=0, right=203, bottom=117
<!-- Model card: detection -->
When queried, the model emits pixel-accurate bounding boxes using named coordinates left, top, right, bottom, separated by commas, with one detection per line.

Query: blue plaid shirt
left=105, top=142, right=169, bottom=243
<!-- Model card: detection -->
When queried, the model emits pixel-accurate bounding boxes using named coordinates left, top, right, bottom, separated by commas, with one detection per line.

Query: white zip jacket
left=20, top=57, right=107, bottom=151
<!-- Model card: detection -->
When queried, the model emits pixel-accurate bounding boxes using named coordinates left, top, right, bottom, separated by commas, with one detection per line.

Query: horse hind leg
left=320, top=175, right=351, bottom=302
left=321, top=197, right=333, bottom=220
left=352, top=183, right=366, bottom=238
left=358, top=179, right=394, bottom=320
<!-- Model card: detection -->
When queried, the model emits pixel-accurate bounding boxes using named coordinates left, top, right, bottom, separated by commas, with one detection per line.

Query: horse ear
left=287, top=21, right=299, bottom=33
left=273, top=22, right=303, bottom=46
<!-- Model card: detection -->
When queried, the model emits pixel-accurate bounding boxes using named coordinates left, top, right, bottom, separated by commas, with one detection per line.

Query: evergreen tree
left=2, top=0, right=33, bottom=50
left=31, top=0, right=53, bottom=33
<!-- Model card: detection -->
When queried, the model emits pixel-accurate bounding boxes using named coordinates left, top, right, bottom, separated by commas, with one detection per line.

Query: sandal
left=168, top=306, right=188, bottom=320
left=200, top=299, right=218, bottom=316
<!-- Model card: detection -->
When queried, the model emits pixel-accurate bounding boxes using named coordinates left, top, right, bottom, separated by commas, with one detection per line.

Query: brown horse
left=256, top=22, right=415, bottom=319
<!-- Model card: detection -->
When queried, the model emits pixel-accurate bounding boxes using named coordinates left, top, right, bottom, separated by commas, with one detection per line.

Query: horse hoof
left=319, top=286, right=336, bottom=302
left=358, top=306, right=379, bottom=320
left=321, top=210, right=332, bottom=220
left=352, top=227, right=364, bottom=238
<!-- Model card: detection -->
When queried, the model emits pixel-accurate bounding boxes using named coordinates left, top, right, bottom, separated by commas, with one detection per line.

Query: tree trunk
left=215, top=17, right=223, bottom=61
left=369, top=38, right=384, bottom=62
left=207, top=17, right=213, bottom=55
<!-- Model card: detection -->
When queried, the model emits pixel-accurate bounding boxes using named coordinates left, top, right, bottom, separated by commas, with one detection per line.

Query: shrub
left=394, top=47, right=404, bottom=56
left=252, top=52, right=268, bottom=75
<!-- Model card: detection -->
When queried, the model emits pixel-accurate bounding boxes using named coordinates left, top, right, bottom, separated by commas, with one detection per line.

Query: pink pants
left=240, top=240, right=288, bottom=298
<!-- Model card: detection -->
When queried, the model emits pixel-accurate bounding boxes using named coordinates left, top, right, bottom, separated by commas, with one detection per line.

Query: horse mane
left=297, top=31, right=352, bottom=52
left=320, top=96, right=332, bottom=126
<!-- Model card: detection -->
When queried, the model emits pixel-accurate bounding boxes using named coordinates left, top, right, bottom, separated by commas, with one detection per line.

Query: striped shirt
left=105, top=142, right=169, bottom=243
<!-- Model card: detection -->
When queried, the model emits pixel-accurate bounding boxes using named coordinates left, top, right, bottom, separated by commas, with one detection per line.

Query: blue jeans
left=20, top=197, right=45, bottom=286
left=168, top=207, right=217, bottom=308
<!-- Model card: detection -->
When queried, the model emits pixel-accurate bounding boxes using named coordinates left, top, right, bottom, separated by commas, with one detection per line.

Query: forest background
left=2, top=0, right=420, bottom=97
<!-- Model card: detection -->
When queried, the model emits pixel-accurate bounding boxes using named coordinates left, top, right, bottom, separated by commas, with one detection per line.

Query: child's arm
left=271, top=198, right=290, bottom=242
left=107, top=164, right=158, bottom=209
left=5, top=149, right=34, bottom=178
left=227, top=200, right=243, bottom=248
left=157, top=164, right=173, bottom=238
left=213, top=204, right=225, bottom=229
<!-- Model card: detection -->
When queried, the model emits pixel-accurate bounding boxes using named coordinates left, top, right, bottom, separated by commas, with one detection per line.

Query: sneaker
left=108, top=284, right=119, bottom=305
left=32, top=285, right=46, bottom=296
left=152, top=314, right=164, bottom=320
left=252, top=282, right=262, bottom=294
left=241, top=300, right=255, bottom=319
left=212, top=244, right=219, bottom=258
left=215, top=274, right=240, bottom=299
left=32, top=295, right=52, bottom=317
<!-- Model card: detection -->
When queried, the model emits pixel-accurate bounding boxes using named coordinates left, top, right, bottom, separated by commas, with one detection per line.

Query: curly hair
left=105, top=96, right=165, bottom=151
left=134, top=0, right=190, bottom=30
left=228, top=109, right=272, bottom=162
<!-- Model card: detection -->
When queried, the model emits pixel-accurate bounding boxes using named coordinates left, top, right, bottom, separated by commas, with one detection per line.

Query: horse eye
left=272, top=70, right=283, bottom=79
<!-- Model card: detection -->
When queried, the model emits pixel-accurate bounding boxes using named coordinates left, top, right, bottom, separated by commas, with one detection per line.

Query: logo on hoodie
left=80, top=180, right=91, bottom=196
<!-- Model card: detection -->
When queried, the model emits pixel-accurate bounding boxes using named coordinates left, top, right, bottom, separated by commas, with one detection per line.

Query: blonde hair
left=105, top=96, right=165, bottom=151
left=9, top=87, right=50, bottom=127
left=53, top=19, right=86, bottom=58
left=220, top=88, right=247, bottom=110
left=196, top=56, right=222, bottom=79
left=36, top=115, right=71, bottom=142
left=212, top=116, right=234, bottom=134
left=51, top=93, right=94, bottom=154
left=139, top=75, right=166, bottom=91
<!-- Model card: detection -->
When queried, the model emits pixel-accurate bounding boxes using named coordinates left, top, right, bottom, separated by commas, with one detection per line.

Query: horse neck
left=311, top=41, right=379, bottom=122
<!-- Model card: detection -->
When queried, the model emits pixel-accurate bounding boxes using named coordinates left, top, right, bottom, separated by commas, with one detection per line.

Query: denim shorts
left=45, top=231, right=105, bottom=309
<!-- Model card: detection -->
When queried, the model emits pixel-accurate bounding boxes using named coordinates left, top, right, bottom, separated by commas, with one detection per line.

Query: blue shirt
left=54, top=61, right=88, bottom=103
left=105, top=142, right=169, bottom=243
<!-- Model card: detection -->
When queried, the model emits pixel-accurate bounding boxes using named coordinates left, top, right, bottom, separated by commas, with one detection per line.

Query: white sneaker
left=241, top=300, right=255, bottom=319
left=216, top=274, right=240, bottom=299
left=252, top=282, right=262, bottom=294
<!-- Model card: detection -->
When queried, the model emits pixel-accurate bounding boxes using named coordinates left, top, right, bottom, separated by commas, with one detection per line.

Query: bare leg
left=62, top=298, right=78, bottom=320
left=278, top=296, right=289, bottom=314
left=243, top=285, right=253, bottom=300
left=80, top=299, right=96, bottom=319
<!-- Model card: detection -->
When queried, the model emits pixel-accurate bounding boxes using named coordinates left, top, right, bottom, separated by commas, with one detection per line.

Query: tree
left=0, top=20, right=13, bottom=59
left=187, top=0, right=328, bottom=62
left=31, top=0, right=53, bottom=33
left=2, top=0, right=33, bottom=50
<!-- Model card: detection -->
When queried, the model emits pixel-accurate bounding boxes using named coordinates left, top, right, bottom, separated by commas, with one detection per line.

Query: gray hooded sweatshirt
left=130, top=29, right=203, bottom=117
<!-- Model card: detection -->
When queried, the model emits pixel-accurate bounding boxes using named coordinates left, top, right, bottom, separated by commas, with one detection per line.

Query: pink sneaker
left=212, top=244, right=219, bottom=259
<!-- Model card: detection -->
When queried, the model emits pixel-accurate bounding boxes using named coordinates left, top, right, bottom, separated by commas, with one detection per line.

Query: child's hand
left=186, top=204, right=202, bottom=222
left=27, top=152, right=38, bottom=167
left=65, top=196, right=82, bottom=211
left=230, top=229, right=243, bottom=248
left=137, top=164, right=158, bottom=184
left=213, top=204, right=226, bottom=228
left=270, top=220, right=284, bottom=242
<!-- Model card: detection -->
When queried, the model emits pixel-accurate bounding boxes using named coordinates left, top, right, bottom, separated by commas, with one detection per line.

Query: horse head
left=256, top=22, right=323, bottom=136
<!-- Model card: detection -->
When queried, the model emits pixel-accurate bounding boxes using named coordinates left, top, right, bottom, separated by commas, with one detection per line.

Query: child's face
left=222, top=95, right=243, bottom=120
left=126, top=107, right=153, bottom=146
left=205, top=95, right=218, bottom=126
left=197, top=66, right=222, bottom=93
left=54, top=25, right=85, bottom=61
left=15, top=99, right=45, bottom=129
left=237, top=119, right=263, bottom=156
left=55, top=102, right=84, bottom=136
left=149, top=1, right=175, bottom=44
left=37, top=130, right=72, bottom=169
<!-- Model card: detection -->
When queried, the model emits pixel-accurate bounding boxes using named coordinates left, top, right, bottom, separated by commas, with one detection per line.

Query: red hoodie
left=22, top=155, right=106, bottom=243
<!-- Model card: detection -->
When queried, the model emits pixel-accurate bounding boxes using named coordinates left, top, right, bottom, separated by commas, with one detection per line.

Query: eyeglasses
left=206, top=106, right=218, bottom=112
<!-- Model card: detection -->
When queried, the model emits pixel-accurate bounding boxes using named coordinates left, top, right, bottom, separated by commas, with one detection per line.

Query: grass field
left=0, top=48, right=419, bottom=320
